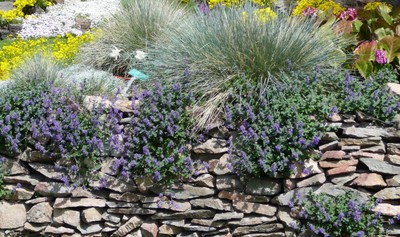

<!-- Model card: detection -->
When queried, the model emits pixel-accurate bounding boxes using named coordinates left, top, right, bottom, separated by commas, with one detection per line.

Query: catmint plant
left=292, top=191, right=385, bottom=237
left=112, top=83, right=203, bottom=183
left=0, top=80, right=116, bottom=186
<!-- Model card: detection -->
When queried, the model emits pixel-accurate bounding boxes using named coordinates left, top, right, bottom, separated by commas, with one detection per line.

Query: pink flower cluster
left=302, top=7, right=317, bottom=16
left=375, top=49, right=388, bottom=64
left=339, top=8, right=357, bottom=21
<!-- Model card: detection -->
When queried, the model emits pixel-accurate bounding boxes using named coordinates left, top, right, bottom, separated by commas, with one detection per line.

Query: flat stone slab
left=373, top=203, right=400, bottom=216
left=246, top=178, right=282, bottom=195
left=374, top=187, right=400, bottom=200
left=0, top=201, right=26, bottom=229
left=272, top=183, right=369, bottom=206
left=150, top=184, right=215, bottom=200
left=54, top=197, right=106, bottom=208
left=228, top=216, right=277, bottom=226
left=232, top=223, right=284, bottom=236
left=360, top=158, right=400, bottom=175
left=190, top=198, right=232, bottom=211
left=233, top=201, right=277, bottom=216
left=342, top=127, right=392, bottom=138
left=151, top=210, right=216, bottom=220
left=34, top=182, right=74, bottom=197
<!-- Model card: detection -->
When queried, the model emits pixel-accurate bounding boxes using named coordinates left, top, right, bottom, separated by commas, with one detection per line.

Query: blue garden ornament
left=128, top=69, right=149, bottom=81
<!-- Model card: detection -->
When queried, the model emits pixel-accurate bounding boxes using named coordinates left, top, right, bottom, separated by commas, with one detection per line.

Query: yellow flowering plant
left=363, top=1, right=393, bottom=11
left=292, top=0, right=344, bottom=16
left=207, top=0, right=276, bottom=9
left=0, top=31, right=96, bottom=80
left=0, top=0, right=52, bottom=22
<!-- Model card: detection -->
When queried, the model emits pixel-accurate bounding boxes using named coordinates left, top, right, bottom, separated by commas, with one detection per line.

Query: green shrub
left=292, top=191, right=385, bottom=237
left=226, top=68, right=400, bottom=177
left=145, top=2, right=347, bottom=128
left=112, top=83, right=205, bottom=183
left=0, top=158, right=10, bottom=198
left=0, top=80, right=119, bottom=186
left=78, top=0, right=187, bottom=76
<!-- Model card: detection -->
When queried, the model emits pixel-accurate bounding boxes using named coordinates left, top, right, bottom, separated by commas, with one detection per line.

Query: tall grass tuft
left=145, top=3, right=349, bottom=129
left=78, top=0, right=187, bottom=76
left=9, top=54, right=125, bottom=97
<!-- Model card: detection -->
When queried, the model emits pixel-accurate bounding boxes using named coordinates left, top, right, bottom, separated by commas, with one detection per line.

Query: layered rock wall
left=1, top=115, right=400, bottom=236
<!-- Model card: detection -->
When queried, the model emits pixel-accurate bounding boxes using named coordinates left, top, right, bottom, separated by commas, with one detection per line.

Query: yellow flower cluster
left=0, top=32, right=95, bottom=80
left=292, top=0, right=345, bottom=16
left=207, top=0, right=276, bottom=9
left=254, top=7, right=277, bottom=22
left=363, top=1, right=392, bottom=11
left=0, top=0, right=52, bottom=22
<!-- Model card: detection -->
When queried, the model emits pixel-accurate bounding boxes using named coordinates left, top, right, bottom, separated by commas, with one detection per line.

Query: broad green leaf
left=377, top=5, right=393, bottom=25
left=352, top=20, right=363, bottom=33
left=354, top=41, right=377, bottom=62
left=378, top=35, right=400, bottom=63
left=355, top=60, right=374, bottom=78
left=374, top=27, right=394, bottom=40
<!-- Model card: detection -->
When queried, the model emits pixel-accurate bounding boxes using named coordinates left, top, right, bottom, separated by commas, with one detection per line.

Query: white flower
left=110, top=46, right=122, bottom=60
left=134, top=50, right=147, bottom=60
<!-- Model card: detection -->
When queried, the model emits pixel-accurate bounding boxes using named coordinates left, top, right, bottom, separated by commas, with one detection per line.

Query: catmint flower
left=375, top=49, right=388, bottom=64
left=389, top=218, right=395, bottom=225
left=275, top=144, right=282, bottom=152
left=302, top=168, right=310, bottom=175
left=143, top=146, right=150, bottom=156
left=272, top=123, right=280, bottom=134
left=356, top=231, right=365, bottom=237
left=271, top=163, right=278, bottom=173
left=153, top=171, right=161, bottom=182
left=71, top=165, right=78, bottom=174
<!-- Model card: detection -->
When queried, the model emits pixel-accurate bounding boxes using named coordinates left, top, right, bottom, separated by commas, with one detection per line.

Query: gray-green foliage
left=8, top=54, right=125, bottom=97
left=145, top=3, right=348, bottom=128
left=78, top=0, right=187, bottom=76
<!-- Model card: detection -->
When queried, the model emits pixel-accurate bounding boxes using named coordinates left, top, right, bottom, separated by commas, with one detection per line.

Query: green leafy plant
left=292, top=191, right=385, bottom=237
left=351, top=4, right=400, bottom=78
left=0, top=158, right=10, bottom=199
left=225, top=67, right=400, bottom=177
left=112, top=83, right=204, bottom=183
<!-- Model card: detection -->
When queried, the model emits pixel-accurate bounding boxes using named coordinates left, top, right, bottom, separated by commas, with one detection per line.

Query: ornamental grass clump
left=9, top=54, right=125, bottom=97
left=146, top=2, right=347, bottom=128
left=292, top=191, right=385, bottom=237
left=112, top=83, right=205, bottom=183
left=78, top=0, right=187, bottom=76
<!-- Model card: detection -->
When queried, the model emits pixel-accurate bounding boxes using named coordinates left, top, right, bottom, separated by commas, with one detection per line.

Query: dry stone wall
left=1, top=114, right=400, bottom=237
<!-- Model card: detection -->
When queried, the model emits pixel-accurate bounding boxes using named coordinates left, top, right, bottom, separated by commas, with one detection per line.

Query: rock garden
left=1, top=0, right=400, bottom=237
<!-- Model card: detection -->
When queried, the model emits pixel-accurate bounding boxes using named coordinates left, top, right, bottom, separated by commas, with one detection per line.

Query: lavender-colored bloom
left=389, top=218, right=395, bottom=225
left=153, top=171, right=161, bottom=182
left=71, top=165, right=78, bottom=174
left=272, top=123, right=280, bottom=134
left=353, top=209, right=362, bottom=222
left=143, top=146, right=150, bottom=156
left=375, top=49, right=388, bottom=64
left=302, top=168, right=310, bottom=175
left=271, top=163, right=278, bottom=173
left=356, top=231, right=365, bottom=237
left=275, top=144, right=282, bottom=152
left=198, top=2, right=210, bottom=14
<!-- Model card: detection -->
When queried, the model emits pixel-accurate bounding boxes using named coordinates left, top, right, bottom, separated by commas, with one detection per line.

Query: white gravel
left=19, top=0, right=121, bottom=39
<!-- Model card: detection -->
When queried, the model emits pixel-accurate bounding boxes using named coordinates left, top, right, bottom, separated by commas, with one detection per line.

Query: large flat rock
left=360, top=158, right=400, bottom=175
left=0, top=201, right=26, bottom=229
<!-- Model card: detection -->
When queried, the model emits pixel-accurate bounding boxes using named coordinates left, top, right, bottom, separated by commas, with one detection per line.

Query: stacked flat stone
left=1, top=95, right=400, bottom=236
